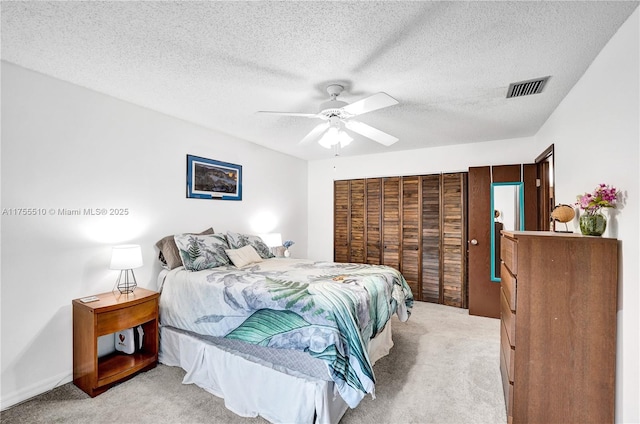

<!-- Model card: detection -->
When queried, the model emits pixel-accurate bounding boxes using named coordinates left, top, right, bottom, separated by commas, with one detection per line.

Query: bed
left=155, top=231, right=414, bottom=423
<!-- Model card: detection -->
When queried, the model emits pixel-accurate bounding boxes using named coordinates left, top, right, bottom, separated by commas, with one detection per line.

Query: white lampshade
left=318, top=127, right=353, bottom=149
left=260, top=233, right=283, bottom=248
left=110, top=245, right=143, bottom=270
left=337, top=130, right=352, bottom=147
left=318, top=127, right=339, bottom=149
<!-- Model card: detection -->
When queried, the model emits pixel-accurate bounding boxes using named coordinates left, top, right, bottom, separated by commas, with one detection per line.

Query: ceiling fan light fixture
left=337, top=130, right=353, bottom=147
left=318, top=127, right=338, bottom=149
left=318, top=127, right=352, bottom=149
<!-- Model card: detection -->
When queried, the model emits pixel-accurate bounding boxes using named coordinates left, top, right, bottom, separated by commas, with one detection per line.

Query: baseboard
left=0, top=371, right=72, bottom=411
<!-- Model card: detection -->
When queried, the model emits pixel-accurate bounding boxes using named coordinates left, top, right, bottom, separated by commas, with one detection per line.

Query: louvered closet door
left=333, top=174, right=468, bottom=307
left=382, top=177, right=401, bottom=270
left=349, top=179, right=366, bottom=263
left=421, top=175, right=442, bottom=303
left=401, top=176, right=421, bottom=297
left=441, top=173, right=467, bottom=308
left=366, top=179, right=382, bottom=264
left=334, top=180, right=349, bottom=263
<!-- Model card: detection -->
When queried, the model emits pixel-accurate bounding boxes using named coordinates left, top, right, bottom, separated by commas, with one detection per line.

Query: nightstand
left=72, top=287, right=159, bottom=397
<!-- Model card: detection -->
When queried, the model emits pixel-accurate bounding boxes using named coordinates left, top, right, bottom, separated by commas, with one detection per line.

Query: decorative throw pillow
left=226, top=231, right=275, bottom=259
left=173, top=233, right=230, bottom=271
left=225, top=245, right=263, bottom=268
left=156, top=228, right=214, bottom=269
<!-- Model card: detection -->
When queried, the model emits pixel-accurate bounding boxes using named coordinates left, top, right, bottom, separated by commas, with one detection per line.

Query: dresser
left=499, top=231, right=618, bottom=423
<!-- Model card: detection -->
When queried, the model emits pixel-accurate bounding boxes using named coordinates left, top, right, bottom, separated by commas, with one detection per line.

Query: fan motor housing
left=319, top=100, right=348, bottom=115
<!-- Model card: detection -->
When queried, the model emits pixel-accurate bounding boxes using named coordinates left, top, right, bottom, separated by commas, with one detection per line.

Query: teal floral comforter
left=159, top=258, right=413, bottom=407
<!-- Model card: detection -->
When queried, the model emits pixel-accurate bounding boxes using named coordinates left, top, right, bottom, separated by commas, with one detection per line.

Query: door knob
left=471, top=239, right=478, bottom=245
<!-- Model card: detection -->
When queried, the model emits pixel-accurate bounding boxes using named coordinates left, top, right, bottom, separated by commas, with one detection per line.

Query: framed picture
left=186, top=154, right=242, bottom=201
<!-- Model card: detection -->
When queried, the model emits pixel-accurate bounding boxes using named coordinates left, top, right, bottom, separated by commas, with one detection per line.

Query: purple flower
left=576, top=184, right=620, bottom=214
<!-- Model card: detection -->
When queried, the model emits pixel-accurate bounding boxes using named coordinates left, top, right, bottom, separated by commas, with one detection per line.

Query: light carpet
left=0, top=301, right=507, bottom=424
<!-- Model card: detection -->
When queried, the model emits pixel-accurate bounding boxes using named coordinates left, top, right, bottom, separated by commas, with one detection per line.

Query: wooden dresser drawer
left=500, top=235, right=517, bottom=275
left=500, top=263, right=516, bottom=311
left=500, top=288, right=516, bottom=347
left=500, top=318, right=515, bottom=382
left=499, top=342, right=514, bottom=419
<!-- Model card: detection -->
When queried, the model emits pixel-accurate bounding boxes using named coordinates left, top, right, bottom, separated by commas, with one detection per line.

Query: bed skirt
left=159, top=322, right=393, bottom=424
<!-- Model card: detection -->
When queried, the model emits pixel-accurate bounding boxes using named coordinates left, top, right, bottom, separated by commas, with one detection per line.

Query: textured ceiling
left=2, top=1, right=638, bottom=160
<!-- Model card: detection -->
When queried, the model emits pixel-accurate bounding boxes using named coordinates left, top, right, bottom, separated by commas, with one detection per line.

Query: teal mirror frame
left=490, top=182, right=525, bottom=282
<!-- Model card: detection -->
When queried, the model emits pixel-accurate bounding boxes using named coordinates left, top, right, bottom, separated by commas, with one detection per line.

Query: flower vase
left=579, top=212, right=607, bottom=236
left=284, top=249, right=290, bottom=258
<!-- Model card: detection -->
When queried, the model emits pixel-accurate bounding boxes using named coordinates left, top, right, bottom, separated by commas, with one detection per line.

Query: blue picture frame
left=186, top=154, right=242, bottom=201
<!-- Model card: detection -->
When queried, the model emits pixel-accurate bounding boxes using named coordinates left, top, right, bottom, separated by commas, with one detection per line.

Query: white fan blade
left=299, top=122, right=330, bottom=144
left=257, top=111, right=322, bottom=118
left=345, top=121, right=398, bottom=146
left=341, top=92, right=398, bottom=116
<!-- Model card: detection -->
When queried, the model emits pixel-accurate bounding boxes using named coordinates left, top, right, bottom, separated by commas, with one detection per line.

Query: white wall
left=307, top=136, right=548, bottom=261
left=0, top=61, right=308, bottom=408
left=536, top=9, right=639, bottom=423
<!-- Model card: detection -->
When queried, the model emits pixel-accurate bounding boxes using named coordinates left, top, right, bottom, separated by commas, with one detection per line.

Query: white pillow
left=225, top=245, right=263, bottom=268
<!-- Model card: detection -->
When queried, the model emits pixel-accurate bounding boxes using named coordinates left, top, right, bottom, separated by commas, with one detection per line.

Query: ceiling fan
left=258, top=84, right=399, bottom=149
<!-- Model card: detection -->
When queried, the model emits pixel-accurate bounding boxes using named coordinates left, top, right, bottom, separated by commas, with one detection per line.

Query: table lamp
left=110, top=244, right=143, bottom=294
left=259, top=233, right=283, bottom=257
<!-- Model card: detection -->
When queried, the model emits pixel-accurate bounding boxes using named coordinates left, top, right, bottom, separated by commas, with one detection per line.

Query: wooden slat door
left=333, top=173, right=468, bottom=307
left=421, top=175, right=442, bottom=303
left=401, top=176, right=421, bottom=297
left=442, top=173, right=468, bottom=308
left=349, top=179, right=366, bottom=263
left=334, top=180, right=349, bottom=263
left=365, top=178, right=382, bottom=264
left=382, top=177, right=401, bottom=270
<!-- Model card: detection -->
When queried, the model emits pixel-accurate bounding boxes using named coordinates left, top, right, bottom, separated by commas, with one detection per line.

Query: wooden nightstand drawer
left=96, top=300, right=157, bottom=335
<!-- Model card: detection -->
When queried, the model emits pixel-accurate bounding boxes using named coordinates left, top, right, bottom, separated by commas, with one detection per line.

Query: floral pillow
left=174, top=233, right=230, bottom=271
left=226, top=231, right=275, bottom=259
left=156, top=227, right=214, bottom=270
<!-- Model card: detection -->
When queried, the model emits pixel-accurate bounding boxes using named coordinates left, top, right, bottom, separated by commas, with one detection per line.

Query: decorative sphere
left=551, top=204, right=576, bottom=223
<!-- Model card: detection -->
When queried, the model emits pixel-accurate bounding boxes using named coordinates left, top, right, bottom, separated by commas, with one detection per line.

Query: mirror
left=491, top=182, right=525, bottom=282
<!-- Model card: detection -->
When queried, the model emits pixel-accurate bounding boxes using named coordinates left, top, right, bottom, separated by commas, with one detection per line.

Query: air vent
left=506, top=76, right=550, bottom=98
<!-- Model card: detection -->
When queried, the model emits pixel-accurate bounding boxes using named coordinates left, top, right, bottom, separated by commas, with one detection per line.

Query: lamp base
left=114, top=269, right=137, bottom=294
